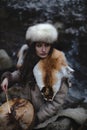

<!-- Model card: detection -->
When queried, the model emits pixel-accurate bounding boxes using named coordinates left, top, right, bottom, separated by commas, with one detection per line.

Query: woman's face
left=35, top=42, right=51, bottom=58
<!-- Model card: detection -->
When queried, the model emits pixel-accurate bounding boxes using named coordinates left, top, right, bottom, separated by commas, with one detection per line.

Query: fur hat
left=25, top=23, right=58, bottom=44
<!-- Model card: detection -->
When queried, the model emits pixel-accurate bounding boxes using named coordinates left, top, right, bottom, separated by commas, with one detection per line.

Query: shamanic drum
left=0, top=98, right=35, bottom=130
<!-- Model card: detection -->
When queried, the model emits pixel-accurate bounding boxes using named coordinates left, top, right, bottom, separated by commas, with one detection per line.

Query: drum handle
left=5, top=90, right=11, bottom=113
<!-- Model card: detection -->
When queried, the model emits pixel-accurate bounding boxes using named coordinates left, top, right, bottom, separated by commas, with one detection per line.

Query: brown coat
left=1, top=49, right=72, bottom=129
left=1, top=71, right=69, bottom=129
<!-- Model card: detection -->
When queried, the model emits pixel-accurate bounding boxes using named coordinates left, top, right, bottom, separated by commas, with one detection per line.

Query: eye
left=36, top=43, right=42, bottom=47
left=45, top=43, right=50, bottom=47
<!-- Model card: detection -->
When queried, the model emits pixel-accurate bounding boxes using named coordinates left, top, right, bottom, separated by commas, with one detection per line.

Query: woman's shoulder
left=52, top=49, right=66, bottom=59
left=52, top=49, right=67, bottom=66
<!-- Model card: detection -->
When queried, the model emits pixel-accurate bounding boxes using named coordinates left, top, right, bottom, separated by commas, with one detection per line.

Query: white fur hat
left=25, top=23, right=58, bottom=44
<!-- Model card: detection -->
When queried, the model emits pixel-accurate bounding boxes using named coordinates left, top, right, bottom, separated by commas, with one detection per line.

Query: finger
left=4, top=85, right=7, bottom=92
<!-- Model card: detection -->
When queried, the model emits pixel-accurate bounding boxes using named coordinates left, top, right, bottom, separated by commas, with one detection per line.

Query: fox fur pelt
left=33, top=48, right=74, bottom=101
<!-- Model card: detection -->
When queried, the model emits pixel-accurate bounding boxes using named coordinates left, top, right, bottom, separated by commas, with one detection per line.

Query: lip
left=39, top=53, right=48, bottom=58
left=40, top=53, right=47, bottom=55
left=40, top=54, right=47, bottom=57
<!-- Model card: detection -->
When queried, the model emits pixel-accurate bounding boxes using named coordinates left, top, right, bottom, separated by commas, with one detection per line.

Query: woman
left=1, top=23, right=74, bottom=129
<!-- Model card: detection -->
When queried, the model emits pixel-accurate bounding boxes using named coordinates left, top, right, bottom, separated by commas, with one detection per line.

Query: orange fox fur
left=39, top=49, right=67, bottom=87
left=38, top=49, right=67, bottom=99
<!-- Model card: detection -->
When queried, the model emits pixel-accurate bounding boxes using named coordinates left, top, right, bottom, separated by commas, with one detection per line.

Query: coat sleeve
left=1, top=70, right=21, bottom=86
left=36, top=79, right=69, bottom=123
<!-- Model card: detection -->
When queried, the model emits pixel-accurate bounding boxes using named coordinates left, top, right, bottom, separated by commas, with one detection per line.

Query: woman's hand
left=1, top=78, right=8, bottom=92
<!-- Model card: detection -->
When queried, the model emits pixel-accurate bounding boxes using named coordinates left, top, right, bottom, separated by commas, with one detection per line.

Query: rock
left=0, top=49, right=13, bottom=70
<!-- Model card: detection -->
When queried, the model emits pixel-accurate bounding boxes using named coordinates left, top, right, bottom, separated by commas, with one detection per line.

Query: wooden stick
left=5, top=91, right=11, bottom=113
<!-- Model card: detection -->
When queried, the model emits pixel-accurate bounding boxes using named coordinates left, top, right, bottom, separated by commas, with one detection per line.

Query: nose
left=42, top=45, right=46, bottom=52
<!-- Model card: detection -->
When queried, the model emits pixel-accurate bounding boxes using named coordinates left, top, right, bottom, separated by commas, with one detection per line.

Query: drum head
left=0, top=98, right=35, bottom=130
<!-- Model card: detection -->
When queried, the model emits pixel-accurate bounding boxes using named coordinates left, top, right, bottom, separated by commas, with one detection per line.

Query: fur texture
left=0, top=98, right=35, bottom=130
left=58, top=107, right=87, bottom=125
left=26, top=23, right=58, bottom=44
left=17, top=44, right=29, bottom=68
left=33, top=49, right=74, bottom=101
left=34, top=107, right=87, bottom=129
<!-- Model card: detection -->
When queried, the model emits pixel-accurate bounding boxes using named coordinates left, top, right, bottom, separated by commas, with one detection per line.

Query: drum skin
left=0, top=98, right=35, bottom=130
